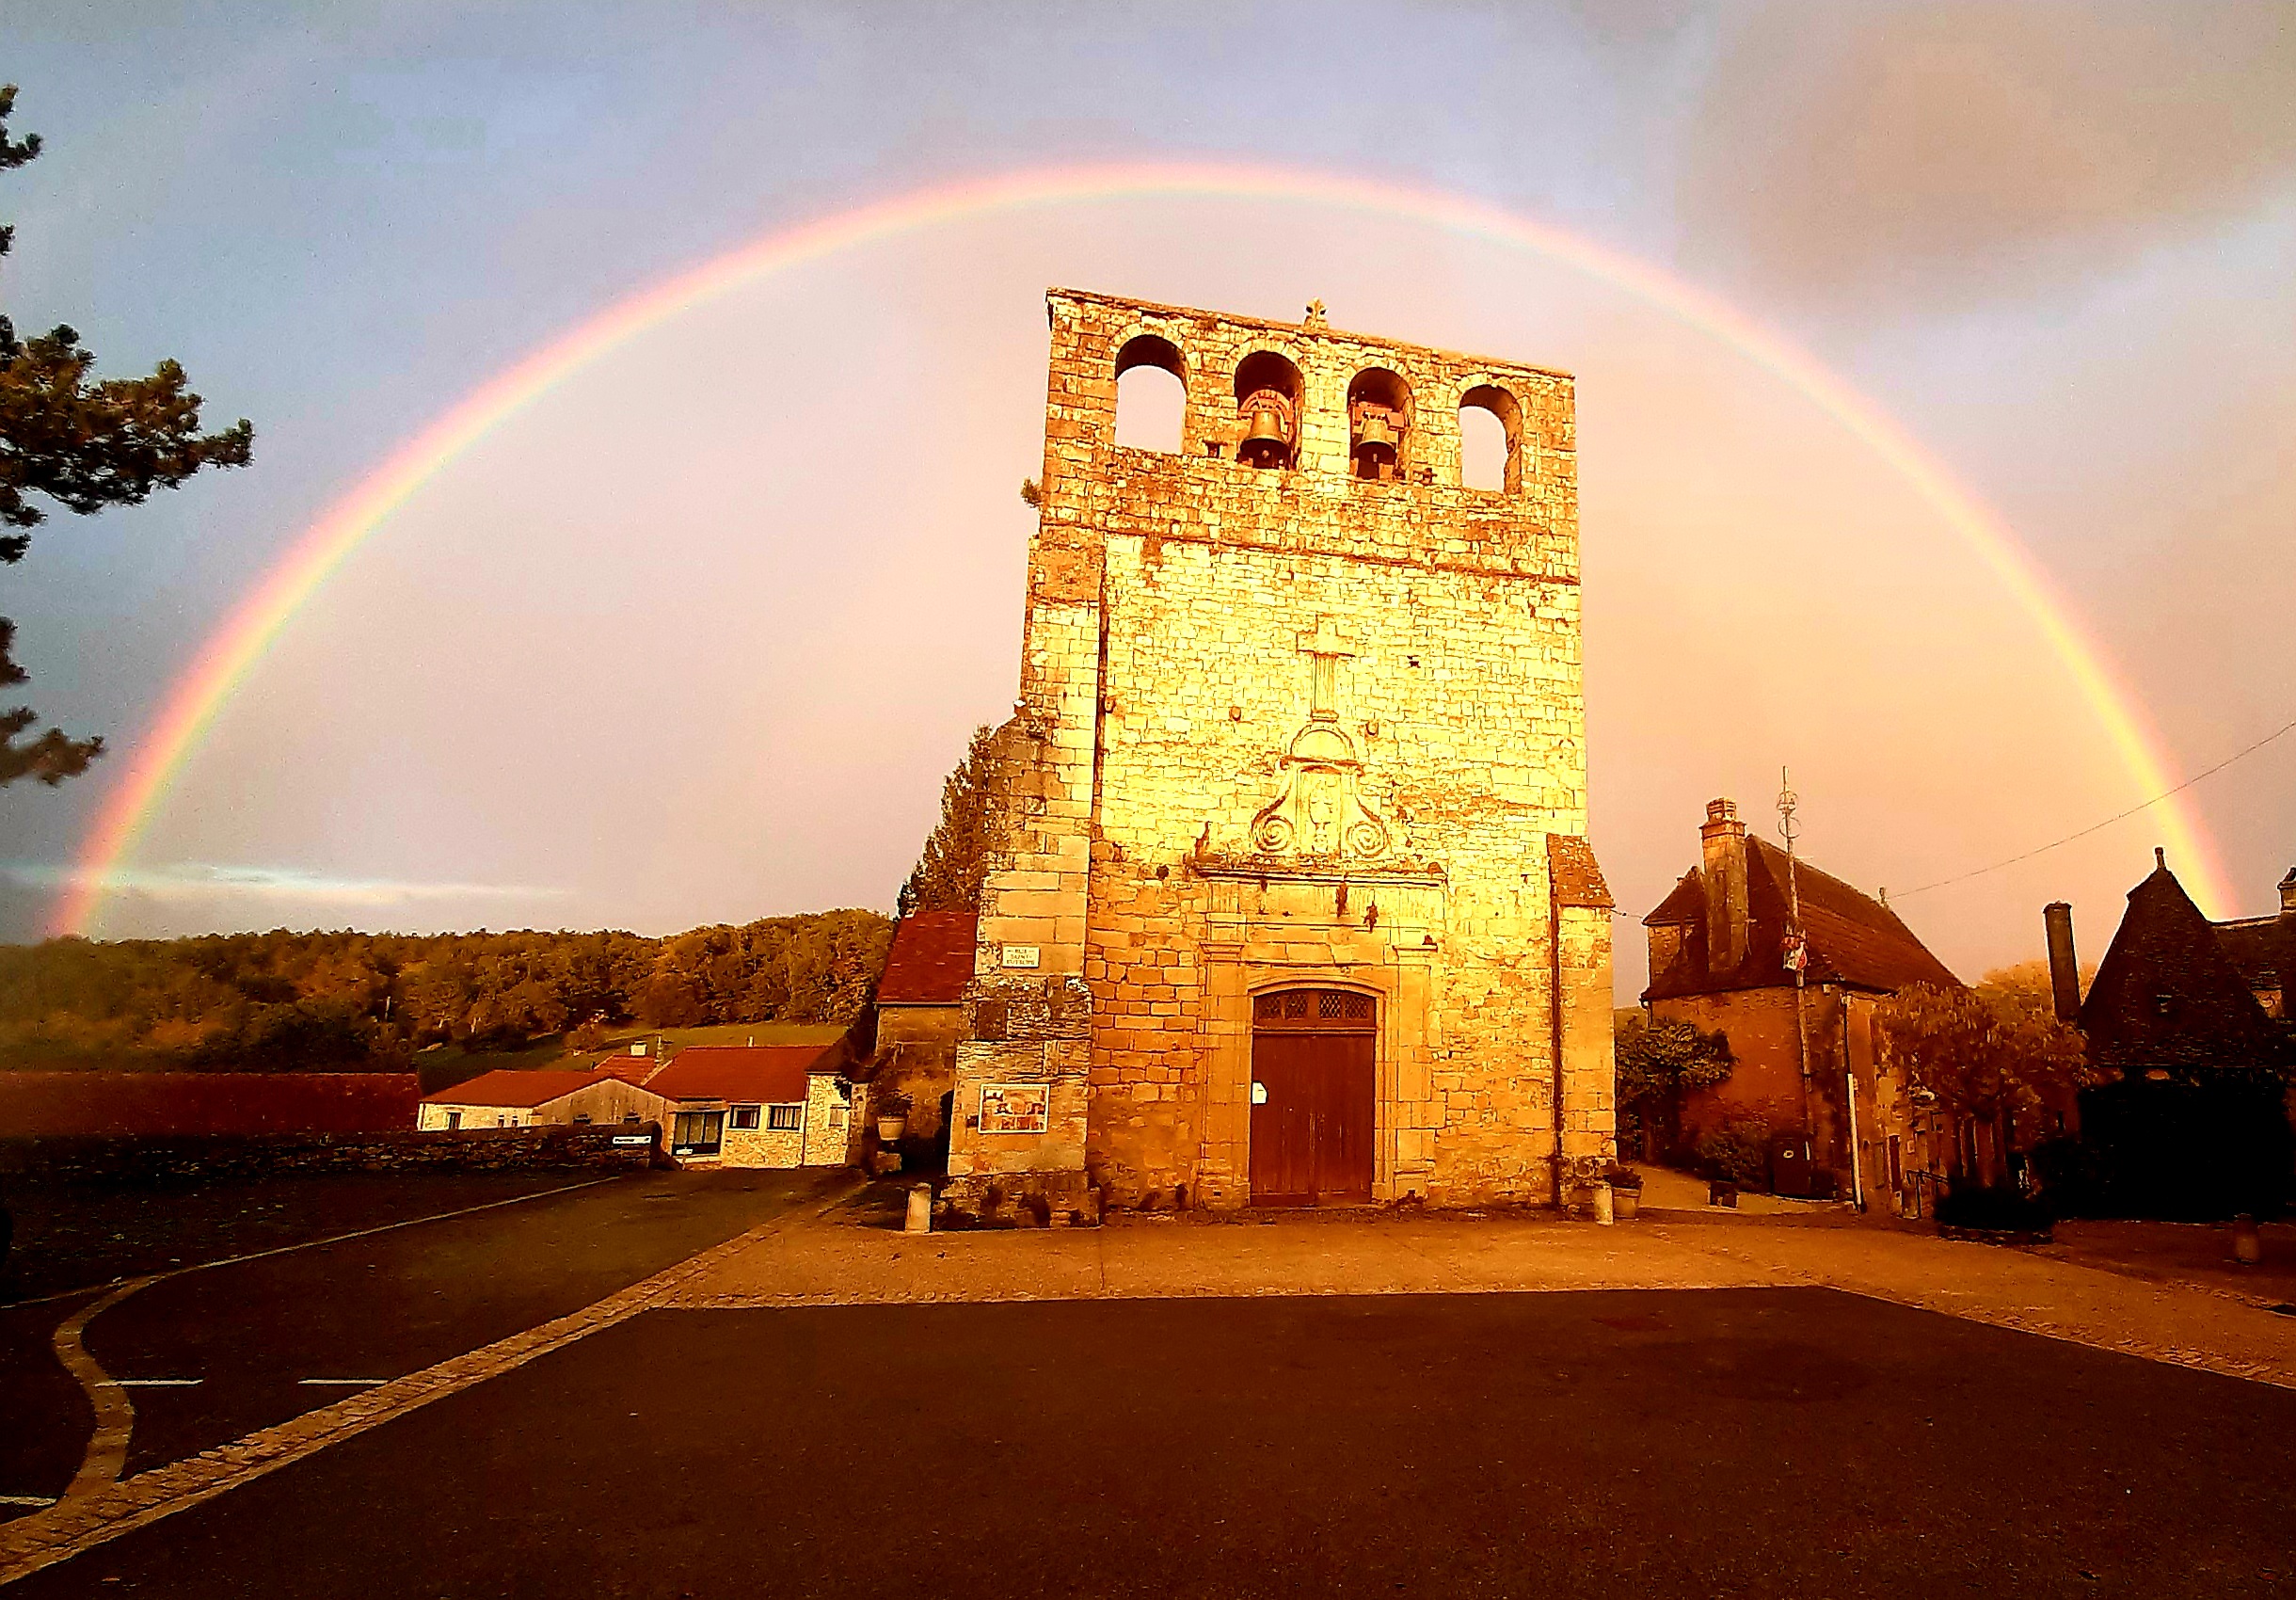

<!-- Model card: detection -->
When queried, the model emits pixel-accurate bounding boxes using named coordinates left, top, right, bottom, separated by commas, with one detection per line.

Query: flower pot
left=1614, top=1190, right=1639, bottom=1221
left=875, top=1115, right=907, bottom=1144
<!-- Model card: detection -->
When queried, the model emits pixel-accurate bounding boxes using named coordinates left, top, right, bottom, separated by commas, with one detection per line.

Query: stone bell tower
left=940, top=289, right=1615, bottom=1223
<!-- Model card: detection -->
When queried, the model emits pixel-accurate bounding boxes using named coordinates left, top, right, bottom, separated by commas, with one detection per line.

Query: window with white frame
left=729, top=1104, right=761, bottom=1130
left=767, top=1103, right=804, bottom=1130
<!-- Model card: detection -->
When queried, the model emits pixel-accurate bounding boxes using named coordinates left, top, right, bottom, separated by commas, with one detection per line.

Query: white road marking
left=31, top=1176, right=626, bottom=1511
left=1, top=1176, right=861, bottom=1586
left=51, top=1278, right=156, bottom=1499
left=0, top=1497, right=57, bottom=1509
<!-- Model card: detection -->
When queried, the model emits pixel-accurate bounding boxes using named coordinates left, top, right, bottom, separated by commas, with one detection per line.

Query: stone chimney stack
left=2280, top=868, right=2296, bottom=920
left=2043, top=902, right=2081, bottom=1022
left=1699, top=798, right=1751, bottom=973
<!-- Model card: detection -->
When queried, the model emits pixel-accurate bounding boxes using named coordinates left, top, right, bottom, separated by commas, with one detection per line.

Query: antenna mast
left=1778, top=767, right=1814, bottom=1163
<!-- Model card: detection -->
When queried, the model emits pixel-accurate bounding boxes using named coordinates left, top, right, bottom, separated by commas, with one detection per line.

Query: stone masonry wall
left=949, top=288, right=1612, bottom=1216
left=0, top=1125, right=662, bottom=1183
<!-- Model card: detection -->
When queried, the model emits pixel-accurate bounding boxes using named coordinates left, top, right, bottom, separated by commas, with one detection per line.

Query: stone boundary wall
left=0, top=1123, right=663, bottom=1183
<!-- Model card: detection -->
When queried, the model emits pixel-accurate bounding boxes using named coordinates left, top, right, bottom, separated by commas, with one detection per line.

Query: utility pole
left=1778, top=768, right=1813, bottom=1164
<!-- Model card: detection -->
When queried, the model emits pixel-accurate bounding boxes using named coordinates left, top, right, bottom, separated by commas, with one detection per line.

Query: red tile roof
left=1643, top=837, right=1959, bottom=1000
left=420, top=1069, right=654, bottom=1110
left=875, top=911, right=979, bottom=1005
left=0, top=1072, right=419, bottom=1138
left=643, top=1046, right=835, bottom=1105
left=1545, top=834, right=1613, bottom=909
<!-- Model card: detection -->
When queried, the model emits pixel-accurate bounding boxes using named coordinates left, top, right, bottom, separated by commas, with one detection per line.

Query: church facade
left=942, top=289, right=1615, bottom=1221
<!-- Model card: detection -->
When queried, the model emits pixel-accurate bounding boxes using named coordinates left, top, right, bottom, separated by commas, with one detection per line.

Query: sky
left=1, top=0, right=2291, bottom=998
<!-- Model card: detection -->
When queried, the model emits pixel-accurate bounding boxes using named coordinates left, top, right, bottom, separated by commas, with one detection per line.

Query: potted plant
left=874, top=1093, right=911, bottom=1145
left=1606, top=1164, right=1644, bottom=1221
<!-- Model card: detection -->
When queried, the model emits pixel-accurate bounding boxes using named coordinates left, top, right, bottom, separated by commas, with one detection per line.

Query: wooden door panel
left=1252, top=1030, right=1375, bottom=1206
left=1250, top=1035, right=1315, bottom=1206
left=1315, top=1033, right=1376, bottom=1201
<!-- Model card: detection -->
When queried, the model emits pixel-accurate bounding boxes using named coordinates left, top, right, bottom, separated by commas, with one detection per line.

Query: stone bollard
left=1592, top=1180, right=1615, bottom=1226
left=904, top=1183, right=933, bottom=1235
left=2232, top=1213, right=2262, bottom=1266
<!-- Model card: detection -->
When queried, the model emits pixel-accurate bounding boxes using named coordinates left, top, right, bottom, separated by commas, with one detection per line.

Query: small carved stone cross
left=1303, top=299, right=1328, bottom=328
left=1299, top=620, right=1354, bottom=722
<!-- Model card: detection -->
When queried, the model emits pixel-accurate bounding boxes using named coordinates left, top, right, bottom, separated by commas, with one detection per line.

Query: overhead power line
left=1894, top=710, right=2296, bottom=901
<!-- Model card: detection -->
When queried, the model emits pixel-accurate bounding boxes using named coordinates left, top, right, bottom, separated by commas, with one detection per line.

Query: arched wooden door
left=1250, top=987, right=1377, bottom=1206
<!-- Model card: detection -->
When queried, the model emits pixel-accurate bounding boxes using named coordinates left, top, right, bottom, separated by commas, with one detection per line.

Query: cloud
left=1676, top=1, right=2296, bottom=302
left=1, top=861, right=568, bottom=910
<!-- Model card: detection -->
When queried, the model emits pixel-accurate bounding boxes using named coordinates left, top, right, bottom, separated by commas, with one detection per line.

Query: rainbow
left=54, top=159, right=2232, bottom=936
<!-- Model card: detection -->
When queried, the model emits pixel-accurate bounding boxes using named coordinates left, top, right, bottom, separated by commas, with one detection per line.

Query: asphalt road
left=17, top=1287, right=2296, bottom=1598
left=0, top=1169, right=823, bottom=1514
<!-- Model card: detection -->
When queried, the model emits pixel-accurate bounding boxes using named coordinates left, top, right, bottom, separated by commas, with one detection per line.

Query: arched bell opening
left=1458, top=383, right=1524, bottom=493
left=1113, top=334, right=1187, bottom=453
left=1347, top=367, right=1412, bottom=482
left=1233, top=349, right=1303, bottom=471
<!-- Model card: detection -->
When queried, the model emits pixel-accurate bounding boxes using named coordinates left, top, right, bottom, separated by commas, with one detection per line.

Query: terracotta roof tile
left=420, top=1069, right=650, bottom=1110
left=875, top=911, right=979, bottom=1005
left=644, top=1046, right=835, bottom=1105
left=1642, top=838, right=1958, bottom=1000
left=1545, top=834, right=1613, bottom=909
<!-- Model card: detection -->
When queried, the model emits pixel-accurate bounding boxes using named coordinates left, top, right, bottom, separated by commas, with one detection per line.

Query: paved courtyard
left=4, top=1176, right=2294, bottom=1595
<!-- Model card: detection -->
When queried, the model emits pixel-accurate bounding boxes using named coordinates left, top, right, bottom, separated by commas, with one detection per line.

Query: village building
left=416, top=1067, right=667, bottom=1132
left=942, top=289, right=1617, bottom=1222
left=858, top=910, right=978, bottom=1145
left=2060, top=851, right=2294, bottom=1214
left=643, top=1045, right=860, bottom=1169
left=2209, top=867, right=2296, bottom=1026
left=1641, top=798, right=1960, bottom=1204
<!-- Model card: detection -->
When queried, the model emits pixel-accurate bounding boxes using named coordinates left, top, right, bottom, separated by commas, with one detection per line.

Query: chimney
left=1700, top=798, right=1751, bottom=973
left=2280, top=868, right=2296, bottom=920
left=2043, top=902, right=2081, bottom=1022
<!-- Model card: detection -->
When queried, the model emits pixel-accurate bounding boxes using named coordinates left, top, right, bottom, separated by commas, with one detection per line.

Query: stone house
left=416, top=1068, right=669, bottom=1132
left=858, top=910, right=977, bottom=1144
left=941, top=289, right=1616, bottom=1222
left=642, top=1045, right=859, bottom=1169
left=2060, top=851, right=2293, bottom=1213
left=2209, top=867, right=2296, bottom=1027
left=1641, top=798, right=1959, bottom=1201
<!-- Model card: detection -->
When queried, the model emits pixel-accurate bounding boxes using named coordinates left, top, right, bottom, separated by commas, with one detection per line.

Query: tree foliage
left=898, top=722, right=1006, bottom=917
left=1876, top=972, right=2097, bottom=1128
left=1615, top=1012, right=1734, bottom=1153
left=2, top=84, right=254, bottom=785
left=0, top=910, right=893, bottom=1071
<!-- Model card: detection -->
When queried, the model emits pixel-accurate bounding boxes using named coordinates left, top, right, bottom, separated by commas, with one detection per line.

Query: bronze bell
left=1352, top=405, right=1398, bottom=478
left=1238, top=390, right=1291, bottom=467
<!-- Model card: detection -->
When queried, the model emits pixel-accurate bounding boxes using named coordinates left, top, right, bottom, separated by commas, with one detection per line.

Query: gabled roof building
left=858, top=910, right=979, bottom=1146
left=644, top=1045, right=858, bottom=1169
left=2077, top=851, right=2289, bottom=1078
left=1640, top=798, right=1960, bottom=1205
left=417, top=1067, right=666, bottom=1132
left=2057, top=852, right=2293, bottom=1217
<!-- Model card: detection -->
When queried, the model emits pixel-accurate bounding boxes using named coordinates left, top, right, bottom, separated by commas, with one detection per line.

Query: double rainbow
left=53, top=159, right=2228, bottom=936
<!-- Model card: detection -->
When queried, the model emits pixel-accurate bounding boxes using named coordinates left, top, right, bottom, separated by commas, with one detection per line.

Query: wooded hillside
left=0, top=910, right=893, bottom=1071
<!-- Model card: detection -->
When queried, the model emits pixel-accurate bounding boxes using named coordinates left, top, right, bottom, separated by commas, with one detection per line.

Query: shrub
left=1691, top=1120, right=1770, bottom=1187
left=1935, top=1184, right=2053, bottom=1232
